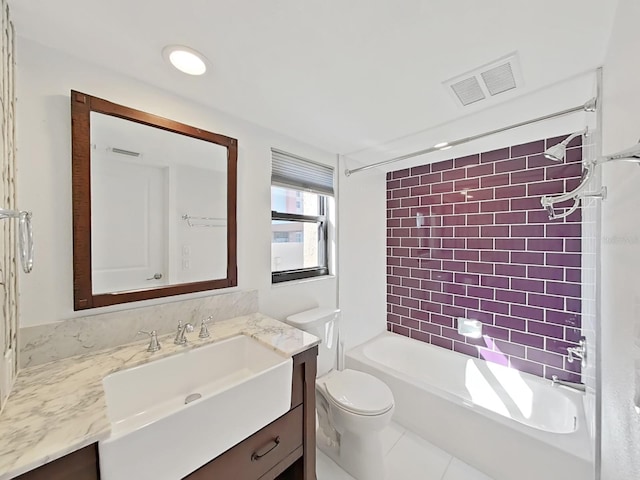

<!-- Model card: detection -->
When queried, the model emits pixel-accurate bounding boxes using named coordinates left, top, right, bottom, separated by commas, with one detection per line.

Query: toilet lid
left=321, top=369, right=394, bottom=416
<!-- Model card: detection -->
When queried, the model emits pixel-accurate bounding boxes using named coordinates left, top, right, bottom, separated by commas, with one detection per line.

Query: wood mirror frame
left=71, top=90, right=238, bottom=310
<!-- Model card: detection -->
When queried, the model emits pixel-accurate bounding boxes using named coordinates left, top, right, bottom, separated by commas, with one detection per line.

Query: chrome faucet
left=174, top=321, right=194, bottom=345
left=551, top=375, right=586, bottom=393
left=199, top=315, right=213, bottom=339
left=137, top=330, right=161, bottom=352
left=567, top=337, right=587, bottom=368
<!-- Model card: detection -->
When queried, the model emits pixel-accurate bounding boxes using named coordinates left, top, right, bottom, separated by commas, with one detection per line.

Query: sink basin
left=98, top=335, right=293, bottom=480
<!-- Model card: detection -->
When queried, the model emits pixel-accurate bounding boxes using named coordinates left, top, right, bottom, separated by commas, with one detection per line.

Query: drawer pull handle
left=251, top=436, right=281, bottom=461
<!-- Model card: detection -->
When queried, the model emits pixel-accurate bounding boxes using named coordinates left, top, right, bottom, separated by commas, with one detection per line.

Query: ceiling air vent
left=450, top=77, right=486, bottom=106
left=444, top=52, right=522, bottom=107
left=481, top=62, right=517, bottom=96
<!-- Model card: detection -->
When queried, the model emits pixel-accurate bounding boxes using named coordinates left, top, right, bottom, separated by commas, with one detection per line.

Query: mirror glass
left=90, top=112, right=228, bottom=294
left=72, top=91, right=238, bottom=310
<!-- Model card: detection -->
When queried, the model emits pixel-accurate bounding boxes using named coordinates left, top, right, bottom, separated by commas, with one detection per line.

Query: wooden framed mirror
left=71, top=91, right=237, bottom=310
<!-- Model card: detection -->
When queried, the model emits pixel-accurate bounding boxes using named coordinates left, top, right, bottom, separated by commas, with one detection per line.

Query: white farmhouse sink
left=99, top=335, right=293, bottom=480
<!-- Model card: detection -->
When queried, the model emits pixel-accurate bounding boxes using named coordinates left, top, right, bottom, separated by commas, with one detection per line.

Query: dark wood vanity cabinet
left=14, top=445, right=100, bottom=480
left=14, top=347, right=317, bottom=480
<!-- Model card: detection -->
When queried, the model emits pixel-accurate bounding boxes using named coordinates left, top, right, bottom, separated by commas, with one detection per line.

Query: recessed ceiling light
left=433, top=142, right=449, bottom=149
left=162, top=45, right=208, bottom=76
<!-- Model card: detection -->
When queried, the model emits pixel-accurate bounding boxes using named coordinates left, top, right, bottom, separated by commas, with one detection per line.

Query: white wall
left=174, top=165, right=227, bottom=283
left=16, top=37, right=337, bottom=328
left=338, top=164, right=387, bottom=349
left=600, top=0, right=640, bottom=478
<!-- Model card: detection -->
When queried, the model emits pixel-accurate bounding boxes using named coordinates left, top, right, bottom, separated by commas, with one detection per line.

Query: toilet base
left=317, top=427, right=386, bottom=480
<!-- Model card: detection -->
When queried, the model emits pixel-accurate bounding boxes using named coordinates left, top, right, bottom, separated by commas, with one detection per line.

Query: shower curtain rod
left=344, top=98, right=597, bottom=176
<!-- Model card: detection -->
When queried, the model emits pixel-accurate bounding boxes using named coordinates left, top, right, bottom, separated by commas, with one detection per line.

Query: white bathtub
left=346, top=332, right=593, bottom=480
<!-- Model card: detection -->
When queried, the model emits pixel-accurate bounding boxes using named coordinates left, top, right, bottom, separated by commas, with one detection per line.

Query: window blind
left=271, top=148, right=334, bottom=196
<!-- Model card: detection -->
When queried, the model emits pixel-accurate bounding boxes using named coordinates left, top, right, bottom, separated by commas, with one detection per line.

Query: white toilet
left=286, top=308, right=394, bottom=480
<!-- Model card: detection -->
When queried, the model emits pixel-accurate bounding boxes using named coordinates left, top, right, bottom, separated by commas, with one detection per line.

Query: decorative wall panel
left=0, top=0, right=17, bottom=412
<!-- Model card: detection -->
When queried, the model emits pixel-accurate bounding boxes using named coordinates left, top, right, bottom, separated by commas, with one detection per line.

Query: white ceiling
left=91, top=112, right=228, bottom=172
left=10, top=0, right=618, bottom=155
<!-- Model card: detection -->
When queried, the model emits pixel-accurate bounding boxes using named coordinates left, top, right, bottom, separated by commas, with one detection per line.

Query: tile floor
left=316, top=421, right=494, bottom=480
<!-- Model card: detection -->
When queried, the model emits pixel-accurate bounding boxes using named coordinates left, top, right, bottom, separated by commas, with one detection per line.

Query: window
left=271, top=149, right=334, bottom=283
left=273, top=231, right=291, bottom=243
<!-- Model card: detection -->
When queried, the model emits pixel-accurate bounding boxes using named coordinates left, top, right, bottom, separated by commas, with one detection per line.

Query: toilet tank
left=286, top=308, right=339, bottom=376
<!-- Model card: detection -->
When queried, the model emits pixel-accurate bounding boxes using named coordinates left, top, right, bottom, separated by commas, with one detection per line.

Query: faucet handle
left=137, top=330, right=161, bottom=353
left=177, top=320, right=194, bottom=331
left=566, top=337, right=587, bottom=368
left=174, top=321, right=194, bottom=345
left=199, top=315, right=213, bottom=339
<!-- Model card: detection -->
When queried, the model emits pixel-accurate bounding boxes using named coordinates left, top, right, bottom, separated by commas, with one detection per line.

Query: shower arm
left=543, top=197, right=580, bottom=221
left=598, top=141, right=640, bottom=165
left=540, top=163, right=596, bottom=209
left=540, top=140, right=640, bottom=220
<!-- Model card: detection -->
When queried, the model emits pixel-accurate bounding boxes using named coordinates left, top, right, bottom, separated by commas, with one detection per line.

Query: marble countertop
left=0, top=313, right=320, bottom=479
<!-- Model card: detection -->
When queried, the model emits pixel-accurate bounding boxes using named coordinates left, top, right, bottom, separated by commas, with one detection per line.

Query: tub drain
left=185, top=393, right=202, bottom=404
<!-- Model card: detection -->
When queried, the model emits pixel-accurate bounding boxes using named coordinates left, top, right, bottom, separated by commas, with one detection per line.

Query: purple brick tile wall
left=386, top=135, right=583, bottom=382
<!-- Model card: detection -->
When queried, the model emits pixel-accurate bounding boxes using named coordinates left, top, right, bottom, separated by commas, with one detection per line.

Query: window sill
left=271, top=274, right=336, bottom=289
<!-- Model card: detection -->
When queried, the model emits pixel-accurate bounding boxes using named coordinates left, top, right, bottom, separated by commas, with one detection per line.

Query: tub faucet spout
left=551, top=375, right=586, bottom=393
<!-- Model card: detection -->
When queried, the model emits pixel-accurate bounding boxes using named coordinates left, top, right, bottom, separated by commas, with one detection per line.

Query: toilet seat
left=320, top=369, right=394, bottom=416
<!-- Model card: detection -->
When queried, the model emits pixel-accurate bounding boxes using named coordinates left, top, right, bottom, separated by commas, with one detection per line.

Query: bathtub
left=346, top=332, right=593, bottom=480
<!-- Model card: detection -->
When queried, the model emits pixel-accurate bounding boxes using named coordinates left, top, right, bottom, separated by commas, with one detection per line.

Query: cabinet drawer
left=185, top=405, right=303, bottom=480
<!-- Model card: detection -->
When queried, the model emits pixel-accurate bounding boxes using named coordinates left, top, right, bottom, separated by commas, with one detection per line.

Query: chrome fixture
left=567, top=337, right=587, bottom=368
left=582, top=97, right=598, bottom=113
left=542, top=132, right=640, bottom=219
left=543, top=128, right=587, bottom=162
left=540, top=158, right=606, bottom=220
left=174, top=321, right=194, bottom=345
left=0, top=208, right=34, bottom=273
left=344, top=97, right=597, bottom=176
left=551, top=375, right=586, bottom=393
left=540, top=128, right=608, bottom=220
left=457, top=317, right=482, bottom=338
left=110, top=147, right=140, bottom=157
left=137, top=330, right=161, bottom=352
left=199, top=315, right=213, bottom=338
left=182, top=213, right=226, bottom=228
left=600, top=141, right=640, bottom=164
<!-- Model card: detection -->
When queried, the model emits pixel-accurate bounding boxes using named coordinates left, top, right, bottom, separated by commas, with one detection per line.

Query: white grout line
left=384, top=427, right=406, bottom=457
left=440, top=455, right=455, bottom=480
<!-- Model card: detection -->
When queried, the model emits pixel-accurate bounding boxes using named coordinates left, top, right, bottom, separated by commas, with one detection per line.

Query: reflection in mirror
left=72, top=91, right=237, bottom=310
left=90, top=113, right=228, bottom=294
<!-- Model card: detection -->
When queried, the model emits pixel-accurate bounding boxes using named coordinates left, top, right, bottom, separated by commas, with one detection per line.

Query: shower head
left=544, top=143, right=568, bottom=163
left=544, top=128, right=587, bottom=162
